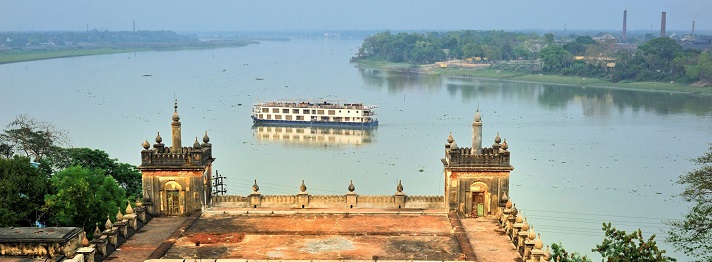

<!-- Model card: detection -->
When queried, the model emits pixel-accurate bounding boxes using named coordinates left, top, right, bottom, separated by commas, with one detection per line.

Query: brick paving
left=103, top=216, right=188, bottom=262
left=460, top=217, right=523, bottom=262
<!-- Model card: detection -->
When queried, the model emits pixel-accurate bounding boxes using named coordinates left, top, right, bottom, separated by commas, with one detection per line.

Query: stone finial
left=155, top=132, right=163, bottom=143
left=105, top=215, right=112, bottom=230
left=528, top=226, right=536, bottom=240
left=252, top=179, right=259, bottom=192
left=126, top=199, right=133, bottom=214
left=136, top=198, right=143, bottom=207
left=203, top=131, right=210, bottom=143
left=534, top=233, right=543, bottom=249
left=396, top=180, right=403, bottom=193
left=193, top=137, right=200, bottom=148
left=299, top=180, right=307, bottom=193
left=494, top=133, right=501, bottom=144
left=81, top=233, right=90, bottom=247
left=544, top=245, right=552, bottom=261
left=143, top=191, right=151, bottom=202
left=172, top=99, right=180, bottom=122
left=94, top=223, right=101, bottom=239
left=142, top=140, right=150, bottom=149
left=447, top=133, right=454, bottom=144
left=501, top=192, right=509, bottom=203
left=512, top=203, right=518, bottom=216
left=348, top=180, right=355, bottom=192
left=521, top=219, right=530, bottom=231
left=515, top=214, right=523, bottom=223
left=502, top=139, right=508, bottom=150
left=505, top=198, right=512, bottom=208
left=116, top=207, right=123, bottom=221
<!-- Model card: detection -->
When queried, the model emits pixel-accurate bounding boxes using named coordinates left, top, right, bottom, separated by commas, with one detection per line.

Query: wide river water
left=2, top=38, right=711, bottom=260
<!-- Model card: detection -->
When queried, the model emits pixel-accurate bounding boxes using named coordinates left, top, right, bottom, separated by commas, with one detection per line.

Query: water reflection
left=359, top=68, right=443, bottom=92
left=252, top=124, right=376, bottom=147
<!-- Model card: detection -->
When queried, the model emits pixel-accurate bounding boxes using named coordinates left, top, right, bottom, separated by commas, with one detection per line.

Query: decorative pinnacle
left=203, top=131, right=210, bottom=143
left=116, top=207, right=123, bottom=221
left=193, top=137, right=200, bottom=148
left=348, top=180, right=355, bottom=192
left=299, top=180, right=307, bottom=193
left=155, top=132, right=162, bottom=143
left=104, top=215, right=112, bottom=230
left=396, top=180, right=403, bottom=193
left=494, top=132, right=501, bottom=144
left=142, top=139, right=150, bottom=149
left=94, top=223, right=101, bottom=239
left=252, top=179, right=259, bottom=192
left=174, top=97, right=178, bottom=113
left=125, top=199, right=133, bottom=214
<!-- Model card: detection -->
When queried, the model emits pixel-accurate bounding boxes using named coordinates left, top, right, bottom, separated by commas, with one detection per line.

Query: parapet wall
left=213, top=194, right=445, bottom=209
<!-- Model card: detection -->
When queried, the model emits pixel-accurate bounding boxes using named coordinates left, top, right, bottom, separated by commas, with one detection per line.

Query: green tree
left=1, top=115, right=68, bottom=162
left=544, top=33, right=555, bottom=46
left=594, top=222, right=675, bottom=261
left=666, top=144, right=712, bottom=261
left=551, top=242, right=592, bottom=262
left=0, top=156, right=51, bottom=226
left=44, top=166, right=126, bottom=235
left=540, top=45, right=570, bottom=71
left=52, top=148, right=142, bottom=198
left=685, top=51, right=712, bottom=81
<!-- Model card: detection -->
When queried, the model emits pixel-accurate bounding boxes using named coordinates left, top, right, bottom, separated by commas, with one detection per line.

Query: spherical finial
left=521, top=219, right=530, bottom=231
left=116, top=207, right=123, bottom=221
left=155, top=132, right=163, bottom=143
left=252, top=179, right=259, bottom=192
left=512, top=204, right=518, bottom=216
left=142, top=139, right=150, bottom=149
left=528, top=226, right=536, bottom=240
left=515, top=214, right=523, bottom=223
left=494, top=133, right=501, bottom=144
left=105, top=215, right=113, bottom=230
left=505, top=198, right=512, bottom=208
left=544, top=245, right=552, bottom=261
left=94, top=223, right=102, bottom=239
left=126, top=199, right=133, bottom=214
left=172, top=100, right=180, bottom=122
left=447, top=133, right=454, bottom=144
left=203, top=131, right=210, bottom=143
left=299, top=180, right=307, bottom=193
left=501, top=193, right=509, bottom=203
left=193, top=137, right=201, bottom=148
left=396, top=180, right=404, bottom=193
left=81, top=233, right=90, bottom=247
left=502, top=139, right=508, bottom=150
left=534, top=233, right=544, bottom=249
left=348, top=180, right=355, bottom=192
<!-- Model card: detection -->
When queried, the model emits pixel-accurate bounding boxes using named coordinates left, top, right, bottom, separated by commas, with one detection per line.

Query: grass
left=353, top=59, right=712, bottom=95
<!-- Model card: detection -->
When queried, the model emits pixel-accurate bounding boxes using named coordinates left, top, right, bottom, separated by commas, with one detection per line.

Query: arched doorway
left=470, top=182, right=489, bottom=217
left=164, top=181, right=183, bottom=216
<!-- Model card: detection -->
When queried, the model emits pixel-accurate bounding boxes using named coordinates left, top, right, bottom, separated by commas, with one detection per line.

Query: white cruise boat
left=251, top=101, right=378, bottom=127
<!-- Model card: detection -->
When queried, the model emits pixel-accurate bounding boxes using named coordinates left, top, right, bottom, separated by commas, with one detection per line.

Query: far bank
left=353, top=59, right=712, bottom=95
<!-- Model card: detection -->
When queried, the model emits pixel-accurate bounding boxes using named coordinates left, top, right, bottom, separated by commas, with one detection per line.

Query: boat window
left=317, top=110, right=324, bottom=115
left=266, top=115, right=272, bottom=119
left=345, top=117, right=350, bottom=121
left=312, top=110, right=316, bottom=114
left=275, top=115, right=282, bottom=120
left=282, top=109, right=289, bottom=113
left=262, top=108, right=269, bottom=113
left=285, top=115, right=293, bottom=120
left=258, top=114, right=263, bottom=119
left=328, top=110, right=336, bottom=115
left=292, top=109, right=299, bottom=114
left=296, top=116, right=304, bottom=121
left=272, top=108, right=279, bottom=113
left=303, top=109, right=310, bottom=114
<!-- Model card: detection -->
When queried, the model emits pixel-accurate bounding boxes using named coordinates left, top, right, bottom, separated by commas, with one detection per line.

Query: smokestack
left=692, top=20, right=696, bottom=39
left=622, top=10, right=627, bottom=39
left=660, top=12, right=667, bottom=37
left=133, top=21, right=136, bottom=32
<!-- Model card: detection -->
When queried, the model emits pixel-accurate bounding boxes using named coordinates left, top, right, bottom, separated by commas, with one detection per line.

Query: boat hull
left=251, top=116, right=378, bottom=127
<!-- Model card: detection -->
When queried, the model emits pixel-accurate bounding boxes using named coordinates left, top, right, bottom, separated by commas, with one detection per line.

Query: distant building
left=592, top=33, right=616, bottom=43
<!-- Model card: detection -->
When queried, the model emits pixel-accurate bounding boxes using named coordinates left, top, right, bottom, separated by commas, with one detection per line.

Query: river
left=1, top=38, right=710, bottom=260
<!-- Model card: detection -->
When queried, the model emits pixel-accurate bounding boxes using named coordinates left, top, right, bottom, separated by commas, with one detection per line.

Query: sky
left=0, top=0, right=710, bottom=33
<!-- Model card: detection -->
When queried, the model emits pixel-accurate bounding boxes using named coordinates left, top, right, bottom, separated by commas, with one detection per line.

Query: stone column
left=297, top=180, right=309, bottom=208
left=346, top=180, right=357, bottom=208
left=250, top=180, right=262, bottom=208
left=394, top=180, right=405, bottom=208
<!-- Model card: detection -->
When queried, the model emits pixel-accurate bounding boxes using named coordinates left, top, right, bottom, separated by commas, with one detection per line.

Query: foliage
left=44, top=166, right=126, bottom=235
left=52, top=148, right=142, bottom=199
left=539, top=45, right=570, bottom=71
left=666, top=144, right=712, bottom=261
left=594, top=222, right=675, bottom=261
left=550, top=242, right=592, bottom=262
left=685, top=51, right=712, bottom=81
left=0, top=115, right=68, bottom=162
left=0, top=156, right=52, bottom=227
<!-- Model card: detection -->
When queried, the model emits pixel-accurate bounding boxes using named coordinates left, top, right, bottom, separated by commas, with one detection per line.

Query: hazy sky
left=1, top=0, right=710, bottom=32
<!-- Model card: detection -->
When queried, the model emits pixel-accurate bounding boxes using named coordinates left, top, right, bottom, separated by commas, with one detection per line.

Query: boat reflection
left=252, top=124, right=376, bottom=147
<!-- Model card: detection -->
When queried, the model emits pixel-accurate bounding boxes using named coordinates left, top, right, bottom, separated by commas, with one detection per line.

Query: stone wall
left=213, top=194, right=444, bottom=209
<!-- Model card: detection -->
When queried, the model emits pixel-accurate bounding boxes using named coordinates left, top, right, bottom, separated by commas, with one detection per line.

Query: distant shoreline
left=0, top=40, right=257, bottom=65
left=353, top=59, right=712, bottom=95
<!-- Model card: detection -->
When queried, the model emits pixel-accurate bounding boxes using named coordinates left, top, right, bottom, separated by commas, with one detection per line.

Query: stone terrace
left=153, top=208, right=521, bottom=261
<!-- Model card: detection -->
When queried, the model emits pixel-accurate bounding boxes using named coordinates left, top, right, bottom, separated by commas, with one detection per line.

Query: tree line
left=0, top=115, right=141, bottom=237
left=354, top=30, right=712, bottom=84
